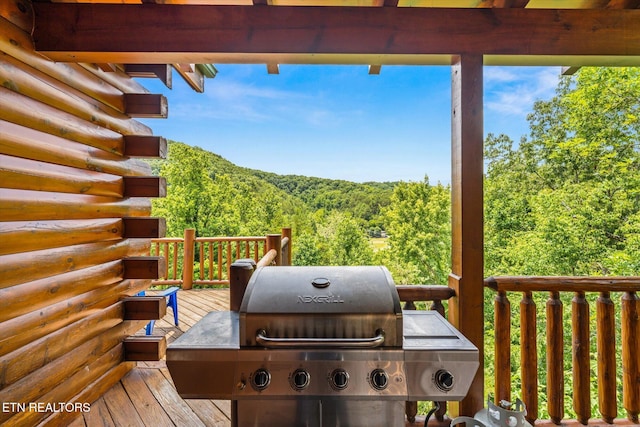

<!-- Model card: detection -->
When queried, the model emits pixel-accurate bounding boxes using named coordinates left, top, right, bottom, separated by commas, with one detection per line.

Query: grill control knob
left=330, top=369, right=349, bottom=391
left=251, top=369, right=271, bottom=391
left=434, top=369, right=455, bottom=392
left=290, top=369, right=310, bottom=391
left=370, top=368, right=389, bottom=391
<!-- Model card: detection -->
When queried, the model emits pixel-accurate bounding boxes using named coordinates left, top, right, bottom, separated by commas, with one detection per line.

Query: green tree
left=379, top=178, right=451, bottom=285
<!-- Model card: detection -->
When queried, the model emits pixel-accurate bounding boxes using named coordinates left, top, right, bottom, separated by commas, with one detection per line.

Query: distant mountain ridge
left=152, top=141, right=397, bottom=230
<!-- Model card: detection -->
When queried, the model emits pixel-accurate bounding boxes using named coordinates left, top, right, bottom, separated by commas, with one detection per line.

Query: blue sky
left=138, top=64, right=561, bottom=185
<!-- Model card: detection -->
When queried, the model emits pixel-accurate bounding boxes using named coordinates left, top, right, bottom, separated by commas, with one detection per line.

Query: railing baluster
left=254, top=241, right=259, bottom=262
left=226, top=241, right=232, bottom=281
left=547, top=291, right=564, bottom=425
left=162, top=242, right=169, bottom=279
left=571, top=291, right=591, bottom=424
left=172, top=242, right=178, bottom=280
left=622, top=291, right=639, bottom=423
left=495, top=290, right=511, bottom=402
left=217, top=242, right=223, bottom=281
left=208, top=242, right=213, bottom=281
left=596, top=291, right=617, bottom=424
left=520, top=291, right=538, bottom=424
left=198, top=241, right=204, bottom=280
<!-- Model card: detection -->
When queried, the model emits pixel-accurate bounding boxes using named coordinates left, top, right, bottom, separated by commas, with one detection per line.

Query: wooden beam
left=124, top=64, right=172, bottom=88
left=266, top=63, right=280, bottom=74
left=123, top=93, right=168, bottom=118
left=122, top=296, right=167, bottom=321
left=123, top=176, right=167, bottom=198
left=173, top=63, right=205, bottom=93
left=122, top=217, right=166, bottom=239
left=123, top=135, right=168, bottom=158
left=32, top=4, right=640, bottom=66
left=123, top=336, right=166, bottom=361
left=122, top=256, right=165, bottom=280
left=368, top=64, right=382, bottom=75
left=449, top=54, right=484, bottom=416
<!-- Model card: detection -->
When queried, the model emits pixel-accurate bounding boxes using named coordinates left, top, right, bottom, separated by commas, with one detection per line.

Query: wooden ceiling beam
left=32, top=4, right=640, bottom=66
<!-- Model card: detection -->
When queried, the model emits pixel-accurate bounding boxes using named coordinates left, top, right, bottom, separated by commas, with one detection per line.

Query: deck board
left=68, top=289, right=233, bottom=427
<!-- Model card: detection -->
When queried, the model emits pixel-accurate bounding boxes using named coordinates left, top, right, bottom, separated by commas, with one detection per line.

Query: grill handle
left=255, top=329, right=385, bottom=348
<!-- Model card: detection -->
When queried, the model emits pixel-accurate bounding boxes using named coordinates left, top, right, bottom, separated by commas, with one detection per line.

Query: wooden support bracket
left=124, top=64, right=172, bottom=88
left=123, top=296, right=167, bottom=321
left=123, top=217, right=166, bottom=238
left=124, top=93, right=168, bottom=118
left=124, top=336, right=167, bottom=361
left=123, top=256, right=165, bottom=280
left=123, top=176, right=167, bottom=197
left=368, top=65, right=382, bottom=75
left=173, top=63, right=205, bottom=93
left=266, top=63, right=280, bottom=75
left=123, top=135, right=168, bottom=158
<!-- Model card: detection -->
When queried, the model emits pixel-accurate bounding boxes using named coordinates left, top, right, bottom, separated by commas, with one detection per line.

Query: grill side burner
left=167, top=266, right=479, bottom=427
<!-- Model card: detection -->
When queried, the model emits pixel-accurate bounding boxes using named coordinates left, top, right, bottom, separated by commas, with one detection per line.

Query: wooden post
left=282, top=227, right=292, bottom=266
left=572, top=291, right=591, bottom=424
left=494, top=291, right=511, bottom=403
left=520, top=291, right=538, bottom=424
left=182, top=228, right=195, bottom=290
left=448, top=54, right=484, bottom=416
left=597, top=291, right=617, bottom=424
left=266, top=234, right=282, bottom=266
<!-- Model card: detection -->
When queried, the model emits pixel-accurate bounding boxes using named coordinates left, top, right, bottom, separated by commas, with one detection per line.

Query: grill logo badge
left=297, top=294, right=344, bottom=304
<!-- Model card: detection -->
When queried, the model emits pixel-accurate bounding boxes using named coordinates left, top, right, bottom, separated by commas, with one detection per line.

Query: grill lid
left=239, top=266, right=403, bottom=348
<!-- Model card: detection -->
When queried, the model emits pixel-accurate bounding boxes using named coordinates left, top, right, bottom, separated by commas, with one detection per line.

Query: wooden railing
left=151, top=227, right=291, bottom=289
left=484, top=276, right=640, bottom=425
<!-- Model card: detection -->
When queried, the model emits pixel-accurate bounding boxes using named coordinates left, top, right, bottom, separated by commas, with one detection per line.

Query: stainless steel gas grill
left=167, top=266, right=479, bottom=427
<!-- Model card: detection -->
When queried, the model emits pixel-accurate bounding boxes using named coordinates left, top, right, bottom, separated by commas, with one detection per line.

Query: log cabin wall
left=0, top=4, right=167, bottom=426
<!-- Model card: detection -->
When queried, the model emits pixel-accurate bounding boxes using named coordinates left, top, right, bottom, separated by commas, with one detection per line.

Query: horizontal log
left=123, top=176, right=167, bottom=198
left=0, top=319, right=140, bottom=422
left=1, top=342, right=126, bottom=426
left=0, top=86, right=123, bottom=153
left=0, top=260, right=123, bottom=323
left=485, top=276, right=640, bottom=293
left=0, top=17, right=148, bottom=112
left=123, top=336, right=167, bottom=361
left=0, top=153, right=123, bottom=197
left=124, top=93, right=168, bottom=118
left=123, top=296, right=166, bottom=320
left=0, top=53, right=152, bottom=136
left=125, top=64, right=172, bottom=88
left=0, top=121, right=151, bottom=176
left=32, top=5, right=640, bottom=66
left=123, top=135, right=168, bottom=158
left=0, top=0, right=33, bottom=33
left=0, top=188, right=151, bottom=222
left=0, top=303, right=124, bottom=388
left=0, top=278, right=148, bottom=357
left=0, top=219, right=123, bottom=256
left=0, top=237, right=149, bottom=289
left=123, top=217, right=166, bottom=239
left=396, top=285, right=456, bottom=303
left=78, top=62, right=154, bottom=102
left=37, top=361, right=135, bottom=427
left=123, top=257, right=166, bottom=280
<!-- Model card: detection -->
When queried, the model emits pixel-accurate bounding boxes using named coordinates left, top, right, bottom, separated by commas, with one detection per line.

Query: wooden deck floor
left=68, top=289, right=233, bottom=427
left=68, top=289, right=433, bottom=427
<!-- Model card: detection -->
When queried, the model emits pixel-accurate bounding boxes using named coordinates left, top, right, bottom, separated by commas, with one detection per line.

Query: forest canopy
left=150, top=67, right=639, bottom=283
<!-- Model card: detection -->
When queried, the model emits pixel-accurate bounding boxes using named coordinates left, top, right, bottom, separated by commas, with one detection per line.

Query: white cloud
left=485, top=67, right=560, bottom=116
